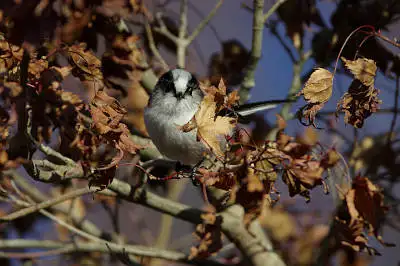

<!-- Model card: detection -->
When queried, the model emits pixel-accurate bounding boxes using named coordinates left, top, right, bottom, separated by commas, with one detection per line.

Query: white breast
left=144, top=100, right=207, bottom=165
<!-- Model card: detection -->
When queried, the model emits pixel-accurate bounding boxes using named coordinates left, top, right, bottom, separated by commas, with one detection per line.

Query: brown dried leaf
left=320, top=149, right=340, bottom=169
left=67, top=44, right=103, bottom=81
left=202, top=79, right=239, bottom=113
left=342, top=57, right=377, bottom=87
left=298, top=103, right=324, bottom=127
left=260, top=206, right=297, bottom=242
left=197, top=168, right=237, bottom=190
left=296, top=127, right=318, bottom=146
left=90, top=91, right=141, bottom=154
left=226, top=90, right=240, bottom=109
left=337, top=80, right=382, bottom=128
left=235, top=168, right=267, bottom=225
left=189, top=212, right=223, bottom=260
left=334, top=176, right=392, bottom=254
left=301, top=68, right=333, bottom=104
left=28, top=58, right=49, bottom=80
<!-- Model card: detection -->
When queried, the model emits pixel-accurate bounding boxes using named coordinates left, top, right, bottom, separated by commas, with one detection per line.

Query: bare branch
left=6, top=171, right=118, bottom=242
left=0, top=240, right=224, bottom=265
left=186, top=0, right=224, bottom=45
left=388, top=75, right=399, bottom=144
left=145, top=21, right=169, bottom=71
left=176, top=0, right=189, bottom=67
left=178, top=0, right=188, bottom=40
left=263, top=0, right=287, bottom=22
left=153, top=12, right=179, bottom=43
left=153, top=1, right=224, bottom=68
left=238, top=0, right=266, bottom=104
left=1, top=187, right=92, bottom=222
left=239, top=0, right=288, bottom=104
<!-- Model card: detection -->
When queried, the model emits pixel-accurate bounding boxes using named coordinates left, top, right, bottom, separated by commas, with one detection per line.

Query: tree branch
left=186, top=0, right=224, bottom=45
left=239, top=0, right=288, bottom=104
left=145, top=21, right=169, bottom=71
left=263, top=0, right=287, bottom=22
left=0, top=187, right=93, bottom=222
left=239, top=0, right=266, bottom=104
left=0, top=239, right=224, bottom=265
left=13, top=156, right=287, bottom=266
left=6, top=170, right=118, bottom=242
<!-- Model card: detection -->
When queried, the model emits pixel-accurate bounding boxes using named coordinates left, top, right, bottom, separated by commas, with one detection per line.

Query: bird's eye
left=185, top=75, right=199, bottom=95
left=158, top=71, right=175, bottom=93
left=164, top=81, right=174, bottom=93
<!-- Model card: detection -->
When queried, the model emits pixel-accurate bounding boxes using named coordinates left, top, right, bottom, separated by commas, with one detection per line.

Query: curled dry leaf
left=276, top=127, right=340, bottom=201
left=67, top=43, right=103, bottom=82
left=341, top=57, right=377, bottom=87
left=235, top=168, right=268, bottom=225
left=189, top=212, right=223, bottom=260
left=337, top=58, right=381, bottom=128
left=260, top=205, right=297, bottom=242
left=0, top=40, right=23, bottom=75
left=298, top=68, right=333, bottom=127
left=334, top=176, right=393, bottom=254
left=336, top=80, right=382, bottom=128
left=197, top=168, right=237, bottom=190
left=90, top=90, right=142, bottom=155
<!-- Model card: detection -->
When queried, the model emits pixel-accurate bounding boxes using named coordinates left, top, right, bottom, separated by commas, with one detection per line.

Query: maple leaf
left=341, top=57, right=377, bottom=87
left=282, top=159, right=324, bottom=202
left=180, top=94, right=236, bottom=157
left=197, top=95, right=236, bottom=156
left=201, top=79, right=240, bottom=113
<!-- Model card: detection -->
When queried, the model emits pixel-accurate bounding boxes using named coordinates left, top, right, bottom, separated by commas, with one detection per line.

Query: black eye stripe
left=184, top=75, right=199, bottom=95
left=157, top=71, right=175, bottom=93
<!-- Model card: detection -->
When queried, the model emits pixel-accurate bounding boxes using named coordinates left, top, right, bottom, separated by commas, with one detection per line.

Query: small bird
left=144, top=69, right=289, bottom=166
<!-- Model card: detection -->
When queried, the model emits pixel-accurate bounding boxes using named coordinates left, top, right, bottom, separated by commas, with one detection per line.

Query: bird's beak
left=175, top=92, right=183, bottom=100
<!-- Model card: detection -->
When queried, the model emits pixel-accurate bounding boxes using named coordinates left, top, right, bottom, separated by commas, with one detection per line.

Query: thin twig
left=263, top=0, right=287, bottom=22
left=186, top=0, right=224, bottom=45
left=1, top=187, right=92, bottom=222
left=145, top=21, right=169, bottom=71
left=388, top=75, right=399, bottom=145
left=0, top=240, right=224, bottom=266
left=154, top=12, right=179, bottom=42
left=6, top=170, right=121, bottom=242
left=154, top=0, right=224, bottom=68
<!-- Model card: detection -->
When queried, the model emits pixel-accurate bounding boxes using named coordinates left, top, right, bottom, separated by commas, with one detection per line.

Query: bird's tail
left=235, top=99, right=293, bottom=116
